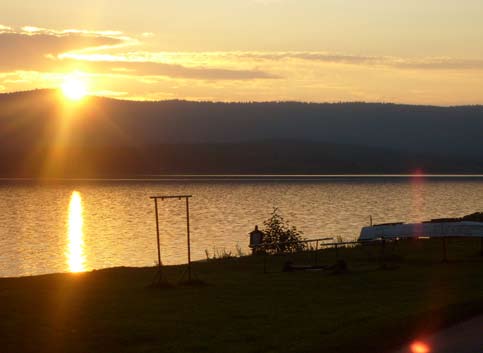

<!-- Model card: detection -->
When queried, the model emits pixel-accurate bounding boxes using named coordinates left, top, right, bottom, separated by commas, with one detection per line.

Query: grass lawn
left=1, top=238, right=482, bottom=353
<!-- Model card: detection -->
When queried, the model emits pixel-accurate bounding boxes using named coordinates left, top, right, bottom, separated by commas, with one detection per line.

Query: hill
left=0, top=90, right=482, bottom=176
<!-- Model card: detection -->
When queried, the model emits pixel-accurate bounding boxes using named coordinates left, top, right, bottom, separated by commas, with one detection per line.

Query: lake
left=1, top=176, right=482, bottom=277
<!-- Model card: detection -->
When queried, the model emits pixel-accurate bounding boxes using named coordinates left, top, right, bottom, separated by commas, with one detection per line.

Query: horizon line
left=2, top=174, right=483, bottom=182
left=2, top=88, right=483, bottom=108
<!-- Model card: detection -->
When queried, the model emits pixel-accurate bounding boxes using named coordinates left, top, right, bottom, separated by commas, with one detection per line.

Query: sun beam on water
left=67, top=191, right=86, bottom=272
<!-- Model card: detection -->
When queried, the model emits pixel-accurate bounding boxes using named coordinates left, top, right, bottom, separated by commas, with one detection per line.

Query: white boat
left=359, top=213, right=483, bottom=241
left=359, top=221, right=483, bottom=241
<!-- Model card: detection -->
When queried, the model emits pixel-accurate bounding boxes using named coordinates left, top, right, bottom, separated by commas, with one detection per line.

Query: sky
left=1, top=0, right=483, bottom=105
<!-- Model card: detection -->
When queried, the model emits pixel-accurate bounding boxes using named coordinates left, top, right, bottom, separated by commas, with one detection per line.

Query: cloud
left=0, top=26, right=129, bottom=72
left=228, top=52, right=381, bottom=65
left=221, top=52, right=483, bottom=71
left=56, top=57, right=278, bottom=80
left=0, top=25, right=13, bottom=32
left=391, top=58, right=483, bottom=70
left=2, top=25, right=482, bottom=104
left=90, top=51, right=483, bottom=72
left=3, top=22, right=479, bottom=86
left=0, top=25, right=277, bottom=80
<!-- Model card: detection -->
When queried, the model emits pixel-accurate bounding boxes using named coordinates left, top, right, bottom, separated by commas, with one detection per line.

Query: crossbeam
left=150, top=195, right=192, bottom=200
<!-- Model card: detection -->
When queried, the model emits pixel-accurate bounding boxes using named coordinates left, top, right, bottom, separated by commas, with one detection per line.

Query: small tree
left=261, top=208, right=306, bottom=254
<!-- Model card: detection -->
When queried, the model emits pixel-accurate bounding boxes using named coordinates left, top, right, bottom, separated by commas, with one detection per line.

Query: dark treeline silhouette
left=0, top=89, right=482, bottom=177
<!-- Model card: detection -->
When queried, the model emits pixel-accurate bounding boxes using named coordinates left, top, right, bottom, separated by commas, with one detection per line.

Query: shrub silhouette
left=261, top=208, right=306, bottom=254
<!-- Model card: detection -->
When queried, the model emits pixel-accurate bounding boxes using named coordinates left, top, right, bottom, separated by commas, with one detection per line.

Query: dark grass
left=1, top=238, right=482, bottom=353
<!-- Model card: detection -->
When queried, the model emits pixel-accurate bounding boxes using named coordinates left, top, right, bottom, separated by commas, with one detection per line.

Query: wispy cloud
left=0, top=25, right=13, bottom=32
left=74, top=50, right=483, bottom=72
left=186, top=51, right=483, bottom=71
left=63, top=59, right=278, bottom=80
left=391, top=58, right=483, bottom=70
left=0, top=26, right=129, bottom=72
left=0, top=25, right=277, bottom=80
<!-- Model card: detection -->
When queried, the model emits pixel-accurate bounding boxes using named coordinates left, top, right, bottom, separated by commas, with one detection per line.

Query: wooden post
left=442, top=237, right=448, bottom=263
left=154, top=198, right=161, bottom=268
left=186, top=196, right=192, bottom=282
left=263, top=250, right=267, bottom=274
left=150, top=195, right=193, bottom=284
left=380, top=237, right=386, bottom=268
left=314, top=240, right=319, bottom=265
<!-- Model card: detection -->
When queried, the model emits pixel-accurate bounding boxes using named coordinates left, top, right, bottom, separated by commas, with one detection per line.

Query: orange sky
left=1, top=1, right=483, bottom=105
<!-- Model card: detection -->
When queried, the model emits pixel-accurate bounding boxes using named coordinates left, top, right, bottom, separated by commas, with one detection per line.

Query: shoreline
left=2, top=240, right=482, bottom=353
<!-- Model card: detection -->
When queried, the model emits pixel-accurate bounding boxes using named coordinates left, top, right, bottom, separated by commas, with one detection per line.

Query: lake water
left=1, top=176, right=482, bottom=277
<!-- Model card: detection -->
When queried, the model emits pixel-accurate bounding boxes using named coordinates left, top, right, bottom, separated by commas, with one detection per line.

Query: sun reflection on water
left=67, top=191, right=86, bottom=272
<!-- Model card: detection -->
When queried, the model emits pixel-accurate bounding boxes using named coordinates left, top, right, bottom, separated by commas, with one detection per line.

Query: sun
left=61, top=75, right=88, bottom=101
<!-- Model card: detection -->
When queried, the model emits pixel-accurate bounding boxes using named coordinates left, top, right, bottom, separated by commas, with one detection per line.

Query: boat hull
left=359, top=221, right=483, bottom=241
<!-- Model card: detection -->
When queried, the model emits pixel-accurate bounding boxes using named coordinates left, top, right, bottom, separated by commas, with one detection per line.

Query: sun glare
left=410, top=341, right=430, bottom=353
left=61, top=75, right=88, bottom=101
left=67, top=191, right=86, bottom=272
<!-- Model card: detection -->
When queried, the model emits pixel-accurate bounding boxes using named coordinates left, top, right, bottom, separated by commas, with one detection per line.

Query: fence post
left=263, top=250, right=267, bottom=274
left=314, top=240, right=319, bottom=265
left=442, top=237, right=448, bottom=263
left=380, top=237, right=386, bottom=268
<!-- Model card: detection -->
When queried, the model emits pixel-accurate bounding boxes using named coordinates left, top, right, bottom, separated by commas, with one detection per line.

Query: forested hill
left=0, top=89, right=482, bottom=176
